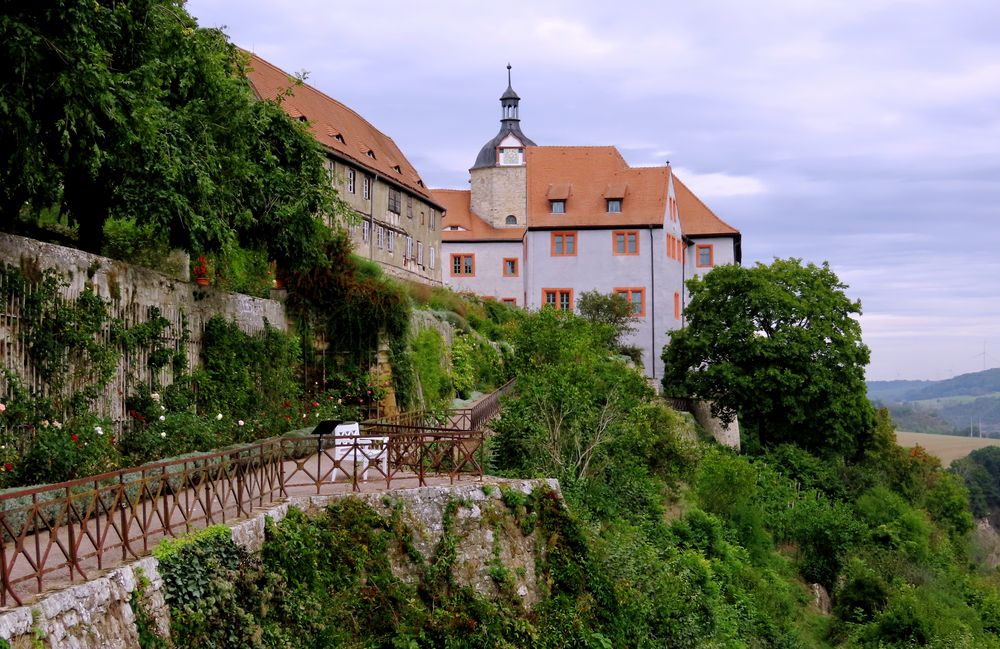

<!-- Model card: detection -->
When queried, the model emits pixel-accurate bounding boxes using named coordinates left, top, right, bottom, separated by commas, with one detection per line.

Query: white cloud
left=672, top=167, right=768, bottom=198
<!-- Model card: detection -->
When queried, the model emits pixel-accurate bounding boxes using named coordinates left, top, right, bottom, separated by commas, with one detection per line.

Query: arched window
left=505, top=215, right=517, bottom=225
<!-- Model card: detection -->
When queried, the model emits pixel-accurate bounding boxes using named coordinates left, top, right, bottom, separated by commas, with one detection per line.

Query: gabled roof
left=526, top=147, right=669, bottom=229
left=244, top=52, right=440, bottom=207
left=674, top=176, right=740, bottom=237
left=433, top=189, right=525, bottom=242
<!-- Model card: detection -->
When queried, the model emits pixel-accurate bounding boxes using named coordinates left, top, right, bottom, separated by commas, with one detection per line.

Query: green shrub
left=17, top=414, right=119, bottom=484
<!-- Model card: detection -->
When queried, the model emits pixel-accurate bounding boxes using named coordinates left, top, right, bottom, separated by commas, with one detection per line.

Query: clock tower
left=470, top=65, right=535, bottom=229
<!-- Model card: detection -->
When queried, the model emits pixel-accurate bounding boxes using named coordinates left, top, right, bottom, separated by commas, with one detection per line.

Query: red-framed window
left=503, top=257, right=519, bottom=277
left=542, top=288, right=574, bottom=311
left=613, top=230, right=639, bottom=256
left=674, top=292, right=681, bottom=320
left=450, top=253, right=475, bottom=276
left=551, top=232, right=577, bottom=256
left=501, top=297, right=517, bottom=306
left=614, top=287, right=646, bottom=317
left=696, top=244, right=714, bottom=268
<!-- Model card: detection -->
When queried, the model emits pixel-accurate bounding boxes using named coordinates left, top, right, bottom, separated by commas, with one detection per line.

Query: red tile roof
left=244, top=52, right=439, bottom=206
left=674, top=176, right=740, bottom=237
left=433, top=189, right=525, bottom=242
left=525, top=147, right=669, bottom=228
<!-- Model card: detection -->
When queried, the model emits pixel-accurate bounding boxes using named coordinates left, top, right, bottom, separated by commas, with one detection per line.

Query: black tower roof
left=472, top=65, right=535, bottom=170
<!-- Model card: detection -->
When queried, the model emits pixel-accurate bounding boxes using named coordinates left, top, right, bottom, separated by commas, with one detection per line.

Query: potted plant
left=192, top=256, right=210, bottom=285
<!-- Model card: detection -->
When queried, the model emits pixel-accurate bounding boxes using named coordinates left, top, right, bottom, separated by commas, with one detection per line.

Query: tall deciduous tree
left=0, top=0, right=340, bottom=268
left=661, top=258, right=874, bottom=457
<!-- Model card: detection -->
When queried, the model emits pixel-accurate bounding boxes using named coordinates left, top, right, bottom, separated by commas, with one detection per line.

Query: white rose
left=216, top=413, right=223, bottom=421
left=94, top=426, right=104, bottom=435
left=160, top=432, right=167, bottom=438
left=238, top=420, right=245, bottom=426
left=150, top=393, right=160, bottom=402
left=159, top=415, right=166, bottom=422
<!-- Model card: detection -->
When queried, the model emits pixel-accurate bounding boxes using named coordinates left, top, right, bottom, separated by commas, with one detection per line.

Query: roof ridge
left=674, top=175, right=740, bottom=233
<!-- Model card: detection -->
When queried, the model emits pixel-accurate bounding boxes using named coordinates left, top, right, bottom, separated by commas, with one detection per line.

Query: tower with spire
left=470, top=65, right=535, bottom=229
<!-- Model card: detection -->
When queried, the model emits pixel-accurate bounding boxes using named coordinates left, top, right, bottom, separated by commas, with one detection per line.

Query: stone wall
left=0, top=479, right=558, bottom=648
left=690, top=400, right=741, bottom=451
left=0, top=233, right=287, bottom=431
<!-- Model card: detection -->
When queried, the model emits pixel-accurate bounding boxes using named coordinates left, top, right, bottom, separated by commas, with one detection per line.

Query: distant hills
left=867, top=368, right=1000, bottom=437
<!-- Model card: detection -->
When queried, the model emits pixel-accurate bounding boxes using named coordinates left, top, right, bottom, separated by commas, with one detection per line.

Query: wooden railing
left=0, top=426, right=484, bottom=607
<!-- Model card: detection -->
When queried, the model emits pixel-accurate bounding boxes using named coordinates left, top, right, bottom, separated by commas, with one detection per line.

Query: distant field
left=895, top=431, right=1000, bottom=464
left=909, top=392, right=1000, bottom=408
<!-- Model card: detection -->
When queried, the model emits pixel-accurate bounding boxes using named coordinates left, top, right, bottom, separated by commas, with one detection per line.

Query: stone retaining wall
left=0, top=478, right=558, bottom=648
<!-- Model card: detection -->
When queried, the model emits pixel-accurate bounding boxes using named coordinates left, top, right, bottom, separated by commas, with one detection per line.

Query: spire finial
left=507, top=63, right=512, bottom=86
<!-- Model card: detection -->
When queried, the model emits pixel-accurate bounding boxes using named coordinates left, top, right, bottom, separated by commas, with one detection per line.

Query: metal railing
left=0, top=426, right=484, bottom=607
left=449, top=378, right=515, bottom=431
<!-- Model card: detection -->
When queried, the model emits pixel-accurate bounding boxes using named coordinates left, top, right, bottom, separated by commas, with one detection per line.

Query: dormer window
left=607, top=199, right=622, bottom=213
left=334, top=133, right=345, bottom=143
left=392, top=165, right=401, bottom=174
left=550, top=200, right=565, bottom=214
left=505, top=215, right=517, bottom=225
left=366, top=150, right=376, bottom=159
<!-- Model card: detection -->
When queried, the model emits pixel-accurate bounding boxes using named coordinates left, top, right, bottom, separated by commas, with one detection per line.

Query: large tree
left=661, top=258, right=875, bottom=457
left=1, top=0, right=339, bottom=267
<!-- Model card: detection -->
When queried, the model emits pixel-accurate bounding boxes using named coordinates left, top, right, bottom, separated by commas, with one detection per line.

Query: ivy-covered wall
left=0, top=233, right=287, bottom=434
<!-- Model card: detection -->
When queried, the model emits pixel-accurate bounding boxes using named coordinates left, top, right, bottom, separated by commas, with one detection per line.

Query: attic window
left=334, top=133, right=345, bottom=143
left=297, top=115, right=308, bottom=123
left=550, top=200, right=566, bottom=214
left=417, top=180, right=424, bottom=187
left=366, top=150, right=376, bottom=159
left=393, top=165, right=402, bottom=174
left=505, top=215, right=517, bottom=225
left=607, top=199, right=622, bottom=213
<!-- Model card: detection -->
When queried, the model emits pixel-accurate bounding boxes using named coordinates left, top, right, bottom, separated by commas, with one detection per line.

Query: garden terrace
left=0, top=386, right=510, bottom=607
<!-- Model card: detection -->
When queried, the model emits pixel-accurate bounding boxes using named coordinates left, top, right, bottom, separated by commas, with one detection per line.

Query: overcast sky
left=187, top=0, right=1000, bottom=381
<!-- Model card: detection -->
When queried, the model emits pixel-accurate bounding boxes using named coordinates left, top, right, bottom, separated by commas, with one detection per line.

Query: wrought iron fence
left=0, top=425, right=484, bottom=607
left=448, top=378, right=515, bottom=431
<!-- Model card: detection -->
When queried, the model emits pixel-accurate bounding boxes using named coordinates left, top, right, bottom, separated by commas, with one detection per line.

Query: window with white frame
left=376, top=225, right=384, bottom=249
left=429, top=246, right=436, bottom=269
left=417, top=241, right=424, bottom=265
left=362, top=220, right=370, bottom=242
left=347, top=169, right=356, bottom=194
left=363, top=176, right=371, bottom=200
left=387, top=230, right=394, bottom=253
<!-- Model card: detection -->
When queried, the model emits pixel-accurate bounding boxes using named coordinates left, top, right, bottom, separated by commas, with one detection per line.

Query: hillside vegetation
left=148, top=299, right=1000, bottom=648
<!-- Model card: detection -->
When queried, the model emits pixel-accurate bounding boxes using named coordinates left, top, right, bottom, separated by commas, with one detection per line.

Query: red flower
left=312, top=401, right=319, bottom=408
left=70, top=434, right=79, bottom=442
left=3, top=463, right=11, bottom=472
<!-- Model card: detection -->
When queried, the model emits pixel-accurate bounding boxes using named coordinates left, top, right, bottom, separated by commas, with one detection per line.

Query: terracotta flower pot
left=195, top=277, right=209, bottom=286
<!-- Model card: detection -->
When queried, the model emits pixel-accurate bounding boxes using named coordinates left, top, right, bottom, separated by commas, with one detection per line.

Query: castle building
left=434, top=70, right=741, bottom=379
left=246, top=53, right=444, bottom=285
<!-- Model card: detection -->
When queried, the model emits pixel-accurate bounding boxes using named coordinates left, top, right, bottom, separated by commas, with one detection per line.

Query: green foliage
left=411, top=328, right=453, bottom=409
left=102, top=217, right=181, bottom=277
left=193, top=316, right=300, bottom=421
left=451, top=333, right=504, bottom=399
left=288, top=235, right=410, bottom=363
left=212, top=247, right=273, bottom=298
left=492, top=307, right=651, bottom=483
left=662, top=258, right=875, bottom=457
left=576, top=289, right=637, bottom=350
left=16, top=413, right=119, bottom=484
left=952, top=445, right=1000, bottom=525
left=1, top=0, right=345, bottom=264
